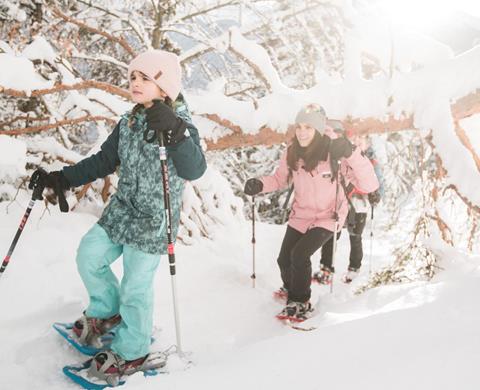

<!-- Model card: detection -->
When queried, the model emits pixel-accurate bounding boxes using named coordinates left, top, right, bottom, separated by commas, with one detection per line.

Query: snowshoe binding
left=276, top=301, right=313, bottom=322
left=342, top=267, right=360, bottom=284
left=53, top=313, right=121, bottom=356
left=63, top=350, right=168, bottom=389
left=312, top=267, right=334, bottom=285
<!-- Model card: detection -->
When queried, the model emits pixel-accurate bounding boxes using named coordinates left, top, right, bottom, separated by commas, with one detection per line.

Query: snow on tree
left=1, top=0, right=479, bottom=289
left=0, top=0, right=347, bottom=241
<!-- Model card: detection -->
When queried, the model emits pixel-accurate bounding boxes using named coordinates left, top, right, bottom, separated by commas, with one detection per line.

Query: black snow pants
left=277, top=225, right=333, bottom=302
left=321, top=210, right=367, bottom=270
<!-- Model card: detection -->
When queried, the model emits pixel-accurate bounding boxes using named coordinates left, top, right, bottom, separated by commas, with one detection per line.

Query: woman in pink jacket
left=244, top=104, right=379, bottom=322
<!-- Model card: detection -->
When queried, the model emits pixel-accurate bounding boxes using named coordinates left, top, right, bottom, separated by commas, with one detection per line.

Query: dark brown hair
left=287, top=131, right=330, bottom=174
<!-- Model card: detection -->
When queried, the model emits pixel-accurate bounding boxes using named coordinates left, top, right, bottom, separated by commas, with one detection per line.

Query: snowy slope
left=0, top=191, right=479, bottom=390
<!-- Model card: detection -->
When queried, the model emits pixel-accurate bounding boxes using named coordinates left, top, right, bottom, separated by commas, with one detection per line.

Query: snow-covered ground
left=0, top=191, right=479, bottom=390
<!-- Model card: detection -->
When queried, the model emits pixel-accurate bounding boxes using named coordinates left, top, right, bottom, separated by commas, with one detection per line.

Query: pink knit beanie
left=128, top=50, right=182, bottom=101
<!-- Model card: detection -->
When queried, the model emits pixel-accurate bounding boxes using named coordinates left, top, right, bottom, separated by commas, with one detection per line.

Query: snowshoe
left=273, top=286, right=288, bottom=302
left=54, top=320, right=155, bottom=356
left=73, top=314, right=122, bottom=346
left=276, top=301, right=313, bottom=322
left=312, top=267, right=334, bottom=285
left=53, top=322, right=117, bottom=356
left=63, top=350, right=168, bottom=389
left=342, top=267, right=360, bottom=284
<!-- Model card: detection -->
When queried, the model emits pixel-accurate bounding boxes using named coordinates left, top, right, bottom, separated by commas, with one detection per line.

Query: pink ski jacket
left=260, top=144, right=379, bottom=233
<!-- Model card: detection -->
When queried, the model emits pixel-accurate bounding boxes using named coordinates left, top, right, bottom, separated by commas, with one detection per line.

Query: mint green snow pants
left=76, top=224, right=161, bottom=361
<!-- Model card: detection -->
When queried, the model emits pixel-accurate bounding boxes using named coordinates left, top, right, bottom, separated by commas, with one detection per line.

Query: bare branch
left=454, top=120, right=480, bottom=172
left=175, top=0, right=239, bottom=22
left=76, top=0, right=127, bottom=20
left=467, top=210, right=477, bottom=251
left=427, top=212, right=454, bottom=246
left=0, top=116, right=50, bottom=128
left=444, top=185, right=480, bottom=215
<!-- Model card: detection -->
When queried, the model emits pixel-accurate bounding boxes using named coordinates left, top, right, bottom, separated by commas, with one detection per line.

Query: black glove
left=28, top=168, right=70, bottom=212
left=244, top=178, right=263, bottom=196
left=329, top=137, right=353, bottom=161
left=145, top=100, right=187, bottom=145
left=368, top=190, right=381, bottom=206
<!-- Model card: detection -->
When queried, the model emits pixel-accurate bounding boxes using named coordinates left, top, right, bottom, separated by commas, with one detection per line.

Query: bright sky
left=457, top=0, right=480, bottom=17
left=380, top=0, right=480, bottom=32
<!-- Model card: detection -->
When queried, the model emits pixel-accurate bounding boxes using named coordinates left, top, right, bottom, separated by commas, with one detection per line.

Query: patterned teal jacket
left=62, top=95, right=207, bottom=254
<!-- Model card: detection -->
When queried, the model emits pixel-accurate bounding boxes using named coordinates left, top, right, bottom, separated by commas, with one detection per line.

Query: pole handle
left=28, top=169, right=47, bottom=201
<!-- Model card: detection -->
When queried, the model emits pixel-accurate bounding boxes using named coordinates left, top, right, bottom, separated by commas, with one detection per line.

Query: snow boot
left=70, top=350, right=166, bottom=387
left=62, top=350, right=168, bottom=388
left=312, top=266, right=334, bottom=285
left=73, top=313, right=122, bottom=347
left=89, top=350, right=148, bottom=386
left=276, top=301, right=313, bottom=322
left=342, top=267, right=359, bottom=284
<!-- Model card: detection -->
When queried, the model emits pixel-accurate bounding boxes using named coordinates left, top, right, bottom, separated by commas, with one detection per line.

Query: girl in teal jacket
left=30, top=50, right=206, bottom=379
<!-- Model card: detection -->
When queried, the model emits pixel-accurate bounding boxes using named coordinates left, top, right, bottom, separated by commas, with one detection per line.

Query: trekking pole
left=251, top=196, right=256, bottom=288
left=154, top=132, right=183, bottom=355
left=368, top=204, right=375, bottom=275
left=330, top=160, right=341, bottom=294
left=0, top=174, right=45, bottom=279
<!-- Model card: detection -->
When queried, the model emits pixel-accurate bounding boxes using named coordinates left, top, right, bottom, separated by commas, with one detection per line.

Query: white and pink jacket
left=260, top=143, right=379, bottom=233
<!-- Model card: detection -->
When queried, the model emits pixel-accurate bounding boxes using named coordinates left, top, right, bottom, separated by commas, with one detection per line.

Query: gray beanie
left=295, top=104, right=326, bottom=134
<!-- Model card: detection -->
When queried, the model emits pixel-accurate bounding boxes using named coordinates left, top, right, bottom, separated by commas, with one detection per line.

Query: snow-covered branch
left=0, top=115, right=117, bottom=135
left=1, top=81, right=129, bottom=99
